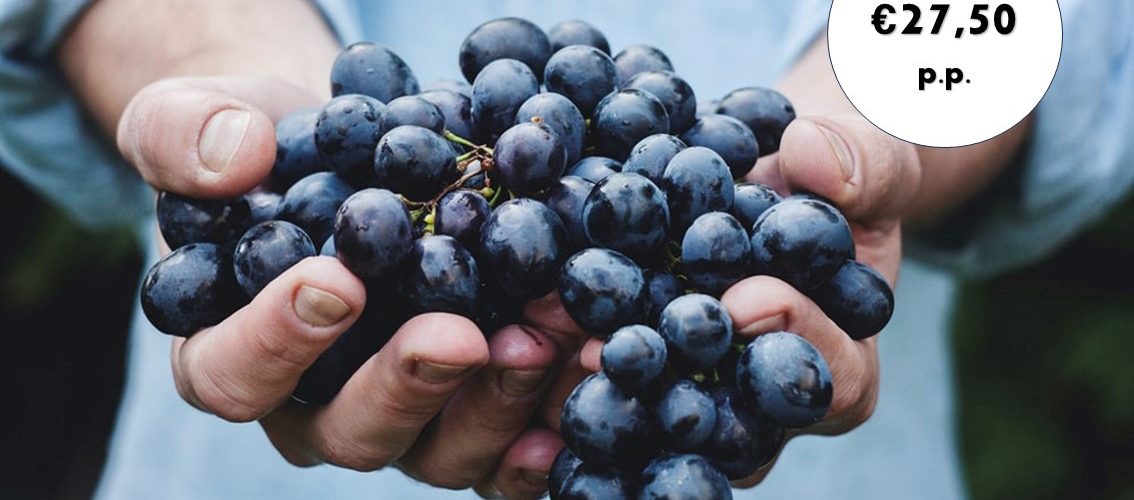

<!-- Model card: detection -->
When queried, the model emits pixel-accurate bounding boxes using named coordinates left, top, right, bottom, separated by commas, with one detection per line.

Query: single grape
left=419, top=89, right=476, bottom=143
left=400, top=235, right=479, bottom=317
left=244, top=188, right=282, bottom=224
left=613, top=44, right=674, bottom=82
left=474, top=276, right=528, bottom=335
left=716, top=87, right=796, bottom=155
left=680, top=114, right=760, bottom=179
left=638, top=454, right=733, bottom=500
left=276, top=172, right=354, bottom=246
left=808, top=260, right=894, bottom=340
left=643, top=270, right=682, bottom=328
left=592, top=89, right=670, bottom=161
left=558, top=464, right=632, bottom=500
left=737, top=332, right=833, bottom=428
left=750, top=197, right=855, bottom=291
left=561, top=372, right=653, bottom=466
left=314, top=94, right=385, bottom=185
left=567, top=156, right=622, bottom=183
left=582, top=172, right=670, bottom=258
left=271, top=107, right=329, bottom=190
left=493, top=122, right=568, bottom=195
left=681, top=212, right=751, bottom=297
left=731, top=183, right=781, bottom=234
left=233, top=221, right=316, bottom=297
left=435, top=189, right=490, bottom=249
left=622, top=70, right=697, bottom=134
left=140, top=243, right=245, bottom=337
left=657, top=294, right=733, bottom=371
left=333, top=188, right=414, bottom=278
left=373, top=125, right=456, bottom=201
left=459, top=17, right=552, bottom=83
left=330, top=42, right=419, bottom=102
left=544, top=45, right=620, bottom=116
left=156, top=191, right=253, bottom=250
left=471, top=59, right=540, bottom=141
left=515, top=93, right=586, bottom=165
left=601, top=324, right=667, bottom=394
left=622, top=134, right=686, bottom=185
left=657, top=380, right=717, bottom=451
left=558, top=248, right=647, bottom=338
left=377, top=95, right=446, bottom=136
left=478, top=198, right=569, bottom=300
left=697, top=387, right=785, bottom=480
left=660, top=146, right=734, bottom=236
left=542, top=175, right=595, bottom=250
left=548, top=20, right=610, bottom=55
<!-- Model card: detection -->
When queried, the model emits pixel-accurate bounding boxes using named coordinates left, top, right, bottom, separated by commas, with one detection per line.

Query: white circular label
left=827, top=1, right=1063, bottom=147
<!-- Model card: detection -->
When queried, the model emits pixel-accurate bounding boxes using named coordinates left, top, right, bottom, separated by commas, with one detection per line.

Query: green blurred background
left=0, top=167, right=1131, bottom=499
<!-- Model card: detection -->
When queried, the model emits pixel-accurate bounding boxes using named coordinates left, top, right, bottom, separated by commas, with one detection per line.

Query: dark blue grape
left=558, top=248, right=646, bottom=338
left=808, top=261, right=894, bottom=340
left=474, top=276, right=527, bottom=335
left=680, top=115, right=760, bottom=179
left=613, top=44, right=674, bottom=82
left=400, top=235, right=479, bottom=317
left=622, top=134, right=686, bottom=185
left=657, top=380, right=717, bottom=451
left=731, top=183, right=781, bottom=234
left=601, top=325, right=667, bottom=394
left=549, top=447, right=583, bottom=500
left=548, top=20, right=610, bottom=55
left=737, top=332, right=833, bottom=428
left=697, top=388, right=784, bottom=480
left=478, top=198, right=569, bottom=300
left=493, top=122, right=567, bottom=195
left=271, top=107, right=329, bottom=190
left=333, top=188, right=413, bottom=278
left=424, top=78, right=472, bottom=97
left=681, top=212, right=751, bottom=297
left=660, top=147, right=734, bottom=236
left=373, top=125, right=456, bottom=201
left=639, top=454, right=733, bottom=500
left=330, top=42, right=419, bottom=102
left=516, top=92, right=586, bottom=165
left=750, top=197, right=854, bottom=290
left=716, top=87, right=796, bottom=155
left=561, top=372, right=653, bottom=466
left=558, top=464, right=632, bottom=500
left=471, top=59, right=540, bottom=141
left=156, top=191, right=253, bottom=250
left=460, top=17, right=552, bottom=83
left=377, top=95, right=446, bottom=136
left=276, top=172, right=354, bottom=247
left=544, top=45, right=619, bottom=116
left=582, top=172, right=669, bottom=258
left=244, top=189, right=281, bottom=224
left=314, top=94, right=385, bottom=185
left=435, top=189, right=490, bottom=249
left=420, top=89, right=476, bottom=141
left=592, top=89, right=670, bottom=161
left=622, top=71, right=697, bottom=135
left=293, top=292, right=396, bottom=405
left=567, top=156, right=622, bottom=183
left=643, top=270, right=682, bottom=327
left=233, top=221, right=316, bottom=297
left=657, top=294, right=733, bottom=371
left=140, top=243, right=245, bottom=337
left=542, top=175, right=595, bottom=250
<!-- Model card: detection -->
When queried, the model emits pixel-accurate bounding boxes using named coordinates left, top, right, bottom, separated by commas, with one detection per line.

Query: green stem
left=444, top=130, right=479, bottom=150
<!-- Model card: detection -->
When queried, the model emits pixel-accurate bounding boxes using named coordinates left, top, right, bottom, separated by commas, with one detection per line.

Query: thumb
left=117, top=76, right=322, bottom=199
left=762, top=116, right=921, bottom=224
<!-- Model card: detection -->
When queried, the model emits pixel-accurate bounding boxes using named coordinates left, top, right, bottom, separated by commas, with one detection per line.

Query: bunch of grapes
left=140, top=17, right=895, bottom=499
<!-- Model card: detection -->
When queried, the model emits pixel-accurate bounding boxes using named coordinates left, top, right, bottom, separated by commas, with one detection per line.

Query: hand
left=118, top=75, right=576, bottom=499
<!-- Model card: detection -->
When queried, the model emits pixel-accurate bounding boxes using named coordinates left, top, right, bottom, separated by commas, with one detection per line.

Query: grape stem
left=444, top=130, right=494, bottom=155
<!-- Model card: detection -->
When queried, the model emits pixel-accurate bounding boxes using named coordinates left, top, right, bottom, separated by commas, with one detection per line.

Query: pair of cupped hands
left=120, top=74, right=919, bottom=499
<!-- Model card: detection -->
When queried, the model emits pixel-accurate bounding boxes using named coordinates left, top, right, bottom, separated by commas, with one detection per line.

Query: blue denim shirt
left=1, top=1, right=1130, bottom=499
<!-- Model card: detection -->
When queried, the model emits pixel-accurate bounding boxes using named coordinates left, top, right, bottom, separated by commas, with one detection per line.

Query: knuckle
left=319, top=437, right=394, bottom=472
left=405, top=462, right=481, bottom=490
left=250, top=322, right=316, bottom=374
left=192, top=362, right=269, bottom=422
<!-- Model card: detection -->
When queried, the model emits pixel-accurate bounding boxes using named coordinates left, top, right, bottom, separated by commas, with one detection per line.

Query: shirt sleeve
left=908, top=0, right=1134, bottom=277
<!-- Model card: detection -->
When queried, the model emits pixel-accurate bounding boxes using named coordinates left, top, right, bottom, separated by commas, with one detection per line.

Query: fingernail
left=739, top=314, right=786, bottom=337
left=810, top=121, right=854, bottom=181
left=519, top=469, right=546, bottom=487
left=499, top=368, right=548, bottom=397
left=294, top=285, right=351, bottom=327
left=199, top=109, right=251, bottom=173
left=416, top=361, right=469, bottom=384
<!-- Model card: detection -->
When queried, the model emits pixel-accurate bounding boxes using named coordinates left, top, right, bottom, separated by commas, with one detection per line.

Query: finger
left=721, top=276, right=879, bottom=435
left=539, top=349, right=592, bottom=432
left=117, top=76, right=321, bottom=198
left=397, top=325, right=559, bottom=488
left=301, top=313, right=490, bottom=471
left=171, top=256, right=365, bottom=422
left=480, top=428, right=564, bottom=500
left=523, top=291, right=588, bottom=352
